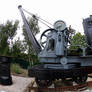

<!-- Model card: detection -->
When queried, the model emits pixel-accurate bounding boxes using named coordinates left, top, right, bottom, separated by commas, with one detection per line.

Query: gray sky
left=0, top=0, right=92, bottom=39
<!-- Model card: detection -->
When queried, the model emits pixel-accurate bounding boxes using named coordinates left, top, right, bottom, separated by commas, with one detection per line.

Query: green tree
left=68, top=32, right=86, bottom=55
left=69, top=32, right=86, bottom=49
left=11, top=38, right=25, bottom=57
left=0, top=20, right=19, bottom=56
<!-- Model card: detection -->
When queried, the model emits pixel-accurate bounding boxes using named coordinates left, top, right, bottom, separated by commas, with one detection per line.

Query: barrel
left=0, top=56, right=12, bottom=85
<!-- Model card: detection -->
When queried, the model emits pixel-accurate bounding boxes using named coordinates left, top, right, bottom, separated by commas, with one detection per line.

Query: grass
left=11, top=63, right=28, bottom=77
left=11, top=63, right=22, bottom=74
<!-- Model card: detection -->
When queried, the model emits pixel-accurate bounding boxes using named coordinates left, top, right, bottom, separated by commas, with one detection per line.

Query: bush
left=11, top=63, right=22, bottom=74
left=10, top=57, right=30, bottom=69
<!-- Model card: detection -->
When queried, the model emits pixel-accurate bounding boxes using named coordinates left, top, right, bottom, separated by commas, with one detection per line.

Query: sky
left=0, top=0, right=92, bottom=39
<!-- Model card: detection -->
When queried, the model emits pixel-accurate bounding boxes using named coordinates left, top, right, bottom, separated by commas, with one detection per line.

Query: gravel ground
left=0, top=75, right=35, bottom=92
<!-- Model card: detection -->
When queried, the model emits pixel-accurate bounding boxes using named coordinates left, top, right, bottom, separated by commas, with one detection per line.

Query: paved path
left=0, top=76, right=34, bottom=92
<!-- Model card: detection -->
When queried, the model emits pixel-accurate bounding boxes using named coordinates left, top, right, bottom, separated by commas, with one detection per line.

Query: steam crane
left=18, top=5, right=92, bottom=87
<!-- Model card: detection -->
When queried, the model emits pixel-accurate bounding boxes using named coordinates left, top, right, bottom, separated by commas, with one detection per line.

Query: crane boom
left=18, top=5, right=41, bottom=54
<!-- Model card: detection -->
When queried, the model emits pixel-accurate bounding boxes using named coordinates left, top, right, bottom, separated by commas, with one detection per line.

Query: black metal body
left=28, top=64, right=92, bottom=80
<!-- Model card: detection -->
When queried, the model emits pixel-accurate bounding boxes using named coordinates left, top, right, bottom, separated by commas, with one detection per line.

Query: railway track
left=28, top=79, right=92, bottom=92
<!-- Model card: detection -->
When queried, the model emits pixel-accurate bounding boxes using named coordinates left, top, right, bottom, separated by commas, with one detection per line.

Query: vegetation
left=0, top=16, right=40, bottom=76
left=11, top=63, right=22, bottom=74
left=11, top=63, right=27, bottom=76
left=69, top=32, right=86, bottom=49
left=0, top=20, right=19, bottom=56
left=10, top=38, right=25, bottom=57
left=68, top=32, right=86, bottom=55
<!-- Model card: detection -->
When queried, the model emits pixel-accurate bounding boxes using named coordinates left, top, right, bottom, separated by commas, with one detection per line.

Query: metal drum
left=0, top=56, right=12, bottom=85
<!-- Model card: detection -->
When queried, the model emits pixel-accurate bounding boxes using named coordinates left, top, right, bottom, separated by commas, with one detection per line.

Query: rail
left=28, top=80, right=92, bottom=92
